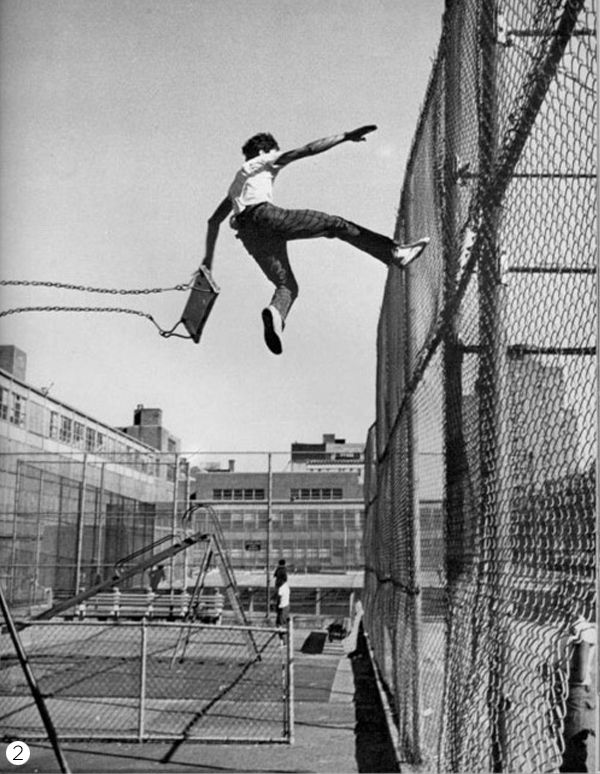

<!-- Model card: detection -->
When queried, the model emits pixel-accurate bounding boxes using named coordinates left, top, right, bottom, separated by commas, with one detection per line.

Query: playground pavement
left=2, top=620, right=399, bottom=774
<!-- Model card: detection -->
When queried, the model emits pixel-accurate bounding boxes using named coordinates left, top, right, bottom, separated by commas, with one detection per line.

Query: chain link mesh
left=0, top=621, right=291, bottom=742
left=364, top=0, right=596, bottom=770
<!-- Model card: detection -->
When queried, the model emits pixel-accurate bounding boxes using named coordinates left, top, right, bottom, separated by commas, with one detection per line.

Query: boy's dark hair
left=242, top=132, right=280, bottom=160
left=278, top=559, right=286, bottom=566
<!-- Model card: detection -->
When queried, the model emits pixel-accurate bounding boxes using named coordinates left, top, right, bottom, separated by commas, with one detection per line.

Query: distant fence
left=363, top=0, right=596, bottom=771
left=0, top=449, right=365, bottom=609
left=1, top=620, right=293, bottom=743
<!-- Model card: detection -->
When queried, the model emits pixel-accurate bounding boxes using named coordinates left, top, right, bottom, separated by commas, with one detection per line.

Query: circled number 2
left=6, top=741, right=31, bottom=766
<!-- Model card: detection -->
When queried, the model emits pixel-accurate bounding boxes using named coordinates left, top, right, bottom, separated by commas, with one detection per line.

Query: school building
left=0, top=345, right=183, bottom=608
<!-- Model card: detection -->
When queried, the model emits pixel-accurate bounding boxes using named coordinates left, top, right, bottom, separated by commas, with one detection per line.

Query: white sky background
left=0, top=0, right=444, bottom=453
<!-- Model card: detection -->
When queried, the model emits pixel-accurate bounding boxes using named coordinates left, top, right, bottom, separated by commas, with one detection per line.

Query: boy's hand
left=345, top=124, right=378, bottom=142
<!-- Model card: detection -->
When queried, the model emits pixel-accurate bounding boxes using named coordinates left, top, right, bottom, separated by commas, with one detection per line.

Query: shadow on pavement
left=349, top=625, right=400, bottom=773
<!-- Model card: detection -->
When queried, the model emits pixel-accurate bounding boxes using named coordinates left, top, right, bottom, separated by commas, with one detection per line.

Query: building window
left=59, top=416, right=72, bottom=443
left=85, top=427, right=96, bottom=451
left=212, top=488, right=265, bottom=501
left=290, top=487, right=344, bottom=501
left=49, top=411, right=59, bottom=439
left=73, top=421, right=84, bottom=447
left=294, top=511, right=307, bottom=528
left=0, top=388, right=9, bottom=420
left=11, top=393, right=26, bottom=426
left=231, top=512, right=243, bottom=529
left=28, top=402, right=46, bottom=436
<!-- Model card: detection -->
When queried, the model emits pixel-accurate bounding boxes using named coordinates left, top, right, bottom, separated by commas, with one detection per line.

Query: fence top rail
left=12, top=618, right=286, bottom=635
left=0, top=450, right=292, bottom=456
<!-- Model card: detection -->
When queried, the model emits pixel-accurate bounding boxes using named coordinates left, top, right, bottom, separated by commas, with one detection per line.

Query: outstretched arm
left=202, top=196, right=233, bottom=270
left=277, top=124, right=377, bottom=167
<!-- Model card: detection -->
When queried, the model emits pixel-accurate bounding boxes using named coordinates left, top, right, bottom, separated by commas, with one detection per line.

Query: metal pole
left=265, top=452, right=272, bottom=622
left=182, top=459, right=191, bottom=593
left=74, top=454, right=88, bottom=595
left=478, top=2, right=505, bottom=769
left=95, top=462, right=106, bottom=580
left=404, top=237, right=422, bottom=764
left=169, top=453, right=180, bottom=592
left=9, top=460, right=22, bottom=601
left=0, top=583, right=71, bottom=773
left=138, top=618, right=147, bottom=742
left=31, top=502, right=43, bottom=611
left=286, top=615, right=295, bottom=744
left=442, top=0, right=467, bottom=587
left=441, top=4, right=469, bottom=765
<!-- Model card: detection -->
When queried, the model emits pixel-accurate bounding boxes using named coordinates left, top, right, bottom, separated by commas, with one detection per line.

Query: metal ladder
left=170, top=505, right=260, bottom=665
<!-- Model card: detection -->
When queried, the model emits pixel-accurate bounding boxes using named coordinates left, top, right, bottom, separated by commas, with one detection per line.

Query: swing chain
left=0, top=304, right=194, bottom=340
left=0, top=279, right=193, bottom=295
left=0, top=305, right=156, bottom=320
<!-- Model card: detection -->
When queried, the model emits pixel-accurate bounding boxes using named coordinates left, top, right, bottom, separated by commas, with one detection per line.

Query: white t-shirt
left=277, top=581, right=290, bottom=608
left=228, top=150, right=283, bottom=215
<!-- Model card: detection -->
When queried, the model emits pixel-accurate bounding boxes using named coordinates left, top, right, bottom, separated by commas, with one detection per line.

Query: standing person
left=274, top=558, right=287, bottom=587
left=202, top=125, right=429, bottom=354
left=148, top=565, right=166, bottom=593
left=276, top=578, right=291, bottom=643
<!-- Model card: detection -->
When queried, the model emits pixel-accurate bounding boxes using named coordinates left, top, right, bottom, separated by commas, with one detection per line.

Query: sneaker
left=261, top=306, right=284, bottom=355
left=390, top=237, right=430, bottom=269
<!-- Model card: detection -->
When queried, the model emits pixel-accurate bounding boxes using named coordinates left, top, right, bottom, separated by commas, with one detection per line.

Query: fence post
left=477, top=1, right=507, bottom=770
left=182, top=458, right=191, bottom=591
left=74, top=454, right=89, bottom=595
left=138, top=618, right=148, bottom=742
left=169, top=453, right=180, bottom=590
left=400, top=195, right=422, bottom=763
left=31, top=479, right=44, bottom=610
left=9, top=461, right=23, bottom=602
left=286, top=616, right=295, bottom=744
left=94, top=462, right=106, bottom=580
left=265, top=452, right=272, bottom=623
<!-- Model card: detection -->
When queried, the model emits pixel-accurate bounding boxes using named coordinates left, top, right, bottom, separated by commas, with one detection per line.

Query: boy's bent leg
left=241, top=237, right=298, bottom=354
left=252, top=204, right=397, bottom=264
left=251, top=243, right=299, bottom=323
left=239, top=228, right=299, bottom=321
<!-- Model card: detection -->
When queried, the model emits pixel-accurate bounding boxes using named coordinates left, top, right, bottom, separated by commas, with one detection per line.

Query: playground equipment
left=170, top=503, right=261, bottom=664
left=0, top=263, right=220, bottom=343
left=31, top=530, right=206, bottom=623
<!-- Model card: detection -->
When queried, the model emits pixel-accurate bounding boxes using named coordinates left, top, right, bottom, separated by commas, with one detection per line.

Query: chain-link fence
left=364, top=0, right=596, bottom=771
left=0, top=448, right=365, bottom=611
left=0, top=619, right=293, bottom=743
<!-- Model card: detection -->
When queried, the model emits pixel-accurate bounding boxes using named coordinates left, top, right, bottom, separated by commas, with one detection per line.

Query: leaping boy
left=202, top=125, right=429, bottom=355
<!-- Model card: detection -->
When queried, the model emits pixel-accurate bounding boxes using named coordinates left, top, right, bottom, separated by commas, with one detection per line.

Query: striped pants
left=236, top=202, right=395, bottom=322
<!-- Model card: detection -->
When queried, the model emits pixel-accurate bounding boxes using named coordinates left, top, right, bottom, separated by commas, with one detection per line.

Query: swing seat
left=181, top=265, right=220, bottom=343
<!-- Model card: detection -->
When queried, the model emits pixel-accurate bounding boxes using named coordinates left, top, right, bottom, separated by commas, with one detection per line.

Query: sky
left=0, top=0, right=444, bottom=455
